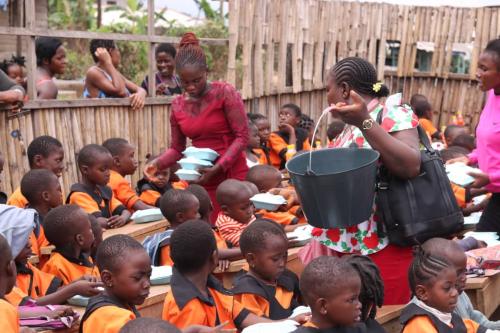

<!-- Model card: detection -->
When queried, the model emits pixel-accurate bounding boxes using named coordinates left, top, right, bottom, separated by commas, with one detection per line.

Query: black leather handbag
left=375, top=111, right=464, bottom=246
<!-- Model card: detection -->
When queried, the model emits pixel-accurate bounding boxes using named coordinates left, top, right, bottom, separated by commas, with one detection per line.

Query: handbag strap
left=375, top=103, right=435, bottom=154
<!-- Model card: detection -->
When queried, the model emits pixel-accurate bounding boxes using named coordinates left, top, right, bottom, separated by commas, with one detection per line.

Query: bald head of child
left=422, top=238, right=467, bottom=294
left=216, top=179, right=255, bottom=224
left=21, top=169, right=62, bottom=210
left=170, top=220, right=217, bottom=275
left=44, top=204, right=94, bottom=254
left=0, top=234, right=16, bottom=296
left=246, top=165, right=282, bottom=193
left=159, top=189, right=200, bottom=227
left=77, top=144, right=113, bottom=187
left=120, top=318, right=180, bottom=333
left=300, top=256, right=362, bottom=328
left=102, top=138, right=138, bottom=177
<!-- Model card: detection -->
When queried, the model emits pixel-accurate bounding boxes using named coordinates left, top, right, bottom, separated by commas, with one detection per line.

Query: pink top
left=469, top=89, right=500, bottom=193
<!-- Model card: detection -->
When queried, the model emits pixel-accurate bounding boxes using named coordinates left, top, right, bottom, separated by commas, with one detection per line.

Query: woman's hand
left=268, top=187, right=300, bottom=210
left=468, top=171, right=490, bottom=189
left=156, top=83, right=167, bottom=95
left=130, top=88, right=146, bottom=110
left=195, top=164, right=222, bottom=186
left=144, top=158, right=160, bottom=182
left=95, top=48, right=113, bottom=67
left=329, top=90, right=371, bottom=128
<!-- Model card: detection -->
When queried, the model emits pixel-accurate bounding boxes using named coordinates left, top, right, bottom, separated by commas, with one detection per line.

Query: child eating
left=41, top=205, right=99, bottom=284
left=67, top=144, right=130, bottom=229
left=103, top=138, right=154, bottom=211
left=215, top=179, right=256, bottom=247
left=233, top=219, right=301, bottom=319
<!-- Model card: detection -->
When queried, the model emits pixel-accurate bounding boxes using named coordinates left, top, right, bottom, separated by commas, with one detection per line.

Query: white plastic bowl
left=250, top=193, right=287, bottom=211
left=178, top=157, right=213, bottom=170
left=151, top=265, right=173, bottom=285
left=183, top=146, right=219, bottom=162
left=131, top=208, right=164, bottom=224
left=175, top=169, right=201, bottom=181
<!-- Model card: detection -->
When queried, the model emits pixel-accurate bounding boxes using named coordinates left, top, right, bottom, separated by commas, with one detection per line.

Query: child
left=450, top=134, right=476, bottom=152
left=344, top=255, right=386, bottom=332
left=444, top=125, right=468, bottom=147
left=142, top=189, right=200, bottom=266
left=0, top=151, right=7, bottom=204
left=80, top=235, right=152, bottom=332
left=162, top=220, right=274, bottom=329
left=0, top=234, right=20, bottom=332
left=8, top=135, right=65, bottom=208
left=412, top=97, right=441, bottom=140
left=246, top=121, right=265, bottom=168
left=35, top=37, right=66, bottom=99
left=67, top=144, right=130, bottom=229
left=422, top=238, right=500, bottom=330
left=84, top=39, right=146, bottom=111
left=1, top=55, right=26, bottom=88
left=299, top=114, right=319, bottom=148
left=141, top=43, right=182, bottom=96
left=293, top=256, right=362, bottom=332
left=89, top=214, right=103, bottom=262
left=20, top=169, right=62, bottom=259
left=233, top=219, right=301, bottom=319
left=121, top=318, right=181, bottom=333
left=41, top=204, right=99, bottom=285
left=400, top=247, right=485, bottom=333
left=102, top=138, right=154, bottom=211
left=268, top=104, right=311, bottom=170
left=137, top=154, right=173, bottom=207
left=215, top=179, right=256, bottom=247
left=248, top=113, right=271, bottom=165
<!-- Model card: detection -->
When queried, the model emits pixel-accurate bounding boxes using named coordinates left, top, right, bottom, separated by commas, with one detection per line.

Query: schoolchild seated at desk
left=67, top=144, right=131, bottom=229
left=137, top=155, right=173, bottom=207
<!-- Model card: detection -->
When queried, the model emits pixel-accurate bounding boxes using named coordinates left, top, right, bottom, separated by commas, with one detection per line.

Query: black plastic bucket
left=286, top=148, right=380, bottom=229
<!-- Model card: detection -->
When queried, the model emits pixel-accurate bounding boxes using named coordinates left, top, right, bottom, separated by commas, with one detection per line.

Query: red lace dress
left=157, top=82, right=249, bottom=222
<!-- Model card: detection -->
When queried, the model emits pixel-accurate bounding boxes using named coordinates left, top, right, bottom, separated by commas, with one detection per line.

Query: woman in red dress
left=145, top=33, right=249, bottom=223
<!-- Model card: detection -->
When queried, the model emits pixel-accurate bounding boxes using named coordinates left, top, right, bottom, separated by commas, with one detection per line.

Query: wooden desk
left=103, top=219, right=169, bottom=242
left=465, top=270, right=500, bottom=318
left=376, top=305, right=403, bottom=333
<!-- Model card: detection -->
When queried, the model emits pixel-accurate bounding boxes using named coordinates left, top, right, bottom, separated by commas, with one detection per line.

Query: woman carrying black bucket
left=304, top=57, right=421, bottom=305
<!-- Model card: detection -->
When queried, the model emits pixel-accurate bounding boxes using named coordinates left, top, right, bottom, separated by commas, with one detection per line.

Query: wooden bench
left=465, top=270, right=500, bottom=318
left=376, top=305, right=403, bottom=333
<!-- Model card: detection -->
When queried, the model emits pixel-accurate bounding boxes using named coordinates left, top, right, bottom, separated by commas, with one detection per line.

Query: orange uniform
left=252, top=148, right=270, bottom=165
left=6, top=187, right=28, bottom=208
left=41, top=251, right=99, bottom=285
left=81, top=294, right=139, bottom=333
left=108, top=170, right=141, bottom=211
left=419, top=118, right=438, bottom=137
left=232, top=270, right=300, bottom=319
left=136, top=178, right=172, bottom=207
left=5, top=286, right=32, bottom=306
left=67, top=183, right=126, bottom=218
left=172, top=181, right=188, bottom=190
left=257, top=210, right=299, bottom=226
left=268, top=132, right=311, bottom=169
left=0, top=298, right=19, bottom=333
left=162, top=268, right=250, bottom=330
left=451, top=183, right=470, bottom=208
left=16, top=262, right=62, bottom=298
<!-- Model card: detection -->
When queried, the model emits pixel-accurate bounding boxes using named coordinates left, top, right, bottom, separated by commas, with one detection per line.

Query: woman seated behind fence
left=84, top=39, right=146, bottom=110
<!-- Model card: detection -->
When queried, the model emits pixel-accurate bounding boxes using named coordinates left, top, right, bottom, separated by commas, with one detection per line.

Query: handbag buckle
left=377, top=182, right=389, bottom=190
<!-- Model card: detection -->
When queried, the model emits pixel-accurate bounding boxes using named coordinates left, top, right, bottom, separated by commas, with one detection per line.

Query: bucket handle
left=306, top=106, right=334, bottom=175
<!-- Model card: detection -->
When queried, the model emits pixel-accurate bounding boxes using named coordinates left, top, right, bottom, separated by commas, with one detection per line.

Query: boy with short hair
left=215, top=179, right=256, bottom=247
left=8, top=135, right=65, bottom=208
left=444, top=125, right=468, bottom=147
left=67, top=144, right=130, bottom=229
left=102, top=138, right=154, bottom=211
left=20, top=169, right=62, bottom=259
left=0, top=234, right=20, bottom=332
left=81, top=234, right=152, bottom=332
left=41, top=205, right=99, bottom=284
left=142, top=189, right=200, bottom=266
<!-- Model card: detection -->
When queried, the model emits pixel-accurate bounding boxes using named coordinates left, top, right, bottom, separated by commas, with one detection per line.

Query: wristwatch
left=362, top=118, right=375, bottom=130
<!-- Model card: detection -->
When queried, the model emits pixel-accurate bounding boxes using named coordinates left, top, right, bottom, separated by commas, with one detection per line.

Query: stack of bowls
left=175, top=147, right=220, bottom=181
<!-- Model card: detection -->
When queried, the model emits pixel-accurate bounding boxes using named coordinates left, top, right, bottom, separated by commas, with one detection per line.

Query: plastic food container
left=287, top=225, right=313, bottom=247
left=131, top=208, right=164, bottom=224
left=250, top=193, right=287, bottom=211
left=178, top=157, right=213, bottom=171
left=151, top=265, right=173, bottom=285
left=183, top=147, right=219, bottom=162
left=175, top=169, right=201, bottom=181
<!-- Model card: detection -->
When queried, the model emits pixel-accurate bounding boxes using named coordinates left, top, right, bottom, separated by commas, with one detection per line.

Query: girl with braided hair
left=145, top=32, right=249, bottom=223
left=306, top=57, right=421, bottom=305
left=401, top=246, right=487, bottom=333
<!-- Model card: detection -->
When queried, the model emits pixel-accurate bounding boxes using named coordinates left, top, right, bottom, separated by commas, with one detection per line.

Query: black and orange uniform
left=29, top=213, right=50, bottom=264
left=108, top=170, right=141, bottom=211
left=5, top=286, right=32, bottom=306
left=136, top=178, right=172, bottom=207
left=8, top=186, right=65, bottom=208
left=401, top=303, right=486, bottom=333
left=162, top=268, right=250, bottom=329
left=252, top=147, right=270, bottom=165
left=0, top=298, right=19, bottom=332
left=451, top=183, right=471, bottom=209
left=268, top=128, right=311, bottom=169
left=232, top=269, right=300, bottom=319
left=41, top=250, right=99, bottom=285
left=257, top=210, right=300, bottom=226
left=80, top=293, right=139, bottom=333
left=67, top=183, right=126, bottom=218
left=16, top=261, right=62, bottom=299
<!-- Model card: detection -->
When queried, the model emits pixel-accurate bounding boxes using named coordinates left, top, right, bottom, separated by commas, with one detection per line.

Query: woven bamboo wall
left=0, top=102, right=171, bottom=195
left=229, top=0, right=499, bottom=131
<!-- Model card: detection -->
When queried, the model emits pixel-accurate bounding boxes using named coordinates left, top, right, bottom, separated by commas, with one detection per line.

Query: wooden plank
left=226, top=0, right=240, bottom=86
left=103, top=219, right=169, bottom=243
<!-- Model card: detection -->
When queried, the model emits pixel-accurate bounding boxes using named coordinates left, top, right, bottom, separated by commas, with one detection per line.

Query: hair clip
left=372, top=82, right=382, bottom=93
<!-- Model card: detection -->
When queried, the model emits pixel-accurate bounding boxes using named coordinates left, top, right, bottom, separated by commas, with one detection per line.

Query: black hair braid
left=330, top=57, right=389, bottom=98
left=345, top=255, right=384, bottom=320
left=408, top=246, right=451, bottom=296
